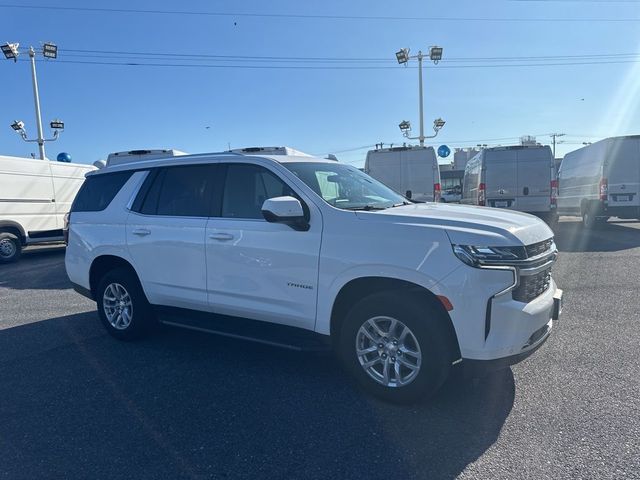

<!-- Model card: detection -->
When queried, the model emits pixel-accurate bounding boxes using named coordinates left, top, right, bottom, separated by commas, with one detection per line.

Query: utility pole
left=395, top=46, right=445, bottom=146
left=550, top=133, right=565, bottom=158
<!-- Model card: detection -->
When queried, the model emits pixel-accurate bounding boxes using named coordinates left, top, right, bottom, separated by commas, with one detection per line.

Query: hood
left=356, top=203, right=554, bottom=247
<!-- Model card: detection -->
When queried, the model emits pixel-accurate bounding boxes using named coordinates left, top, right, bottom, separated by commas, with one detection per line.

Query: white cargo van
left=557, top=136, right=640, bottom=227
left=0, top=155, right=95, bottom=263
left=364, top=146, right=441, bottom=202
left=461, top=146, right=557, bottom=224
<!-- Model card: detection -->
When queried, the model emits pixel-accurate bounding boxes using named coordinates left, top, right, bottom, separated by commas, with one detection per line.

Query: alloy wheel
left=103, top=282, right=134, bottom=330
left=355, top=316, right=422, bottom=388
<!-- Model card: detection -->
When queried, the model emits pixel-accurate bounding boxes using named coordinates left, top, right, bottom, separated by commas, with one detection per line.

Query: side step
left=155, top=306, right=331, bottom=352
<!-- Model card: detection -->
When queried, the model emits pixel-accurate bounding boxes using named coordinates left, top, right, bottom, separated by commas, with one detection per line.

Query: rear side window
left=71, top=171, right=133, bottom=212
left=132, top=165, right=217, bottom=217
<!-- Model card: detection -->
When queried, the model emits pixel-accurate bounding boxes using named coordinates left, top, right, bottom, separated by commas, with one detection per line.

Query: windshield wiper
left=342, top=205, right=388, bottom=211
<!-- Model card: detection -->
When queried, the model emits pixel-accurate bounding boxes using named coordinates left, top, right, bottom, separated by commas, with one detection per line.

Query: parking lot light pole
left=2, top=42, right=60, bottom=160
left=395, top=46, right=443, bottom=146
left=28, top=47, right=47, bottom=160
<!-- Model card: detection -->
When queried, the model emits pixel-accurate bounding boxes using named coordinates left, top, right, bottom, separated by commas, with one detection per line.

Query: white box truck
left=557, top=136, right=640, bottom=227
left=0, top=155, right=95, bottom=263
left=364, top=146, right=441, bottom=202
left=461, top=145, right=558, bottom=224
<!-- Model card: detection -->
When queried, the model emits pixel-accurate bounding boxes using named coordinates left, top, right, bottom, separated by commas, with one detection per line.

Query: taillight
left=551, top=179, right=558, bottom=206
left=599, top=177, right=608, bottom=202
left=478, top=183, right=486, bottom=206
left=434, top=183, right=441, bottom=202
left=63, top=213, right=70, bottom=245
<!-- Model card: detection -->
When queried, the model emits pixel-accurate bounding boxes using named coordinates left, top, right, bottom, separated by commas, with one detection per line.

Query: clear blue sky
left=1, top=0, right=640, bottom=166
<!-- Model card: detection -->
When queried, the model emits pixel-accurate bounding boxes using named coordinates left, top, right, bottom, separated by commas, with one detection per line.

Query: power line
left=20, top=58, right=640, bottom=70
left=7, top=46, right=640, bottom=70
left=1, top=4, right=639, bottom=22
left=52, top=48, right=640, bottom=63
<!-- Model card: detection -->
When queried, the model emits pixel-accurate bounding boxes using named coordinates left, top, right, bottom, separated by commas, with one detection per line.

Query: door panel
left=126, top=165, right=217, bottom=310
left=485, top=150, right=517, bottom=208
left=517, top=151, right=552, bottom=213
left=608, top=139, right=640, bottom=207
left=127, top=214, right=208, bottom=309
left=206, top=163, right=322, bottom=330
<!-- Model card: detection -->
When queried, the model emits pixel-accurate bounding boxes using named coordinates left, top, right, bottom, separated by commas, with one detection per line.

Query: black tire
left=545, top=212, right=559, bottom=229
left=95, top=266, right=155, bottom=340
left=0, top=232, right=22, bottom=264
left=595, top=216, right=609, bottom=227
left=337, top=291, right=452, bottom=404
left=582, top=204, right=596, bottom=229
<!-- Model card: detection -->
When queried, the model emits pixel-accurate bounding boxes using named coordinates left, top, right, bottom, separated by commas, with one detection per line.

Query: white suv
left=65, top=149, right=562, bottom=403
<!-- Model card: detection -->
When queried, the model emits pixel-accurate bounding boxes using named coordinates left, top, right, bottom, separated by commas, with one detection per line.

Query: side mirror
left=405, top=190, right=412, bottom=199
left=261, top=196, right=309, bottom=231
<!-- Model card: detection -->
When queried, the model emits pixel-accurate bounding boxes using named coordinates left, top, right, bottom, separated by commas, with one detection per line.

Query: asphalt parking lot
left=1, top=218, right=639, bottom=480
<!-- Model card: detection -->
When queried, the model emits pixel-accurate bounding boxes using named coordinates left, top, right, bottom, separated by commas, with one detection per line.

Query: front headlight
left=452, top=244, right=526, bottom=267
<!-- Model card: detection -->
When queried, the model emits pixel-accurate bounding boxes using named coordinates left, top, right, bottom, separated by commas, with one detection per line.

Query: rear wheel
left=544, top=212, right=559, bottom=229
left=582, top=204, right=608, bottom=229
left=338, top=291, right=451, bottom=404
left=0, top=232, right=22, bottom=264
left=96, top=267, right=155, bottom=340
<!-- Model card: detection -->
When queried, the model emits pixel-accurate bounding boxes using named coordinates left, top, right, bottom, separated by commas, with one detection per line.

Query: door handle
left=209, top=233, right=234, bottom=241
left=132, top=228, right=151, bottom=236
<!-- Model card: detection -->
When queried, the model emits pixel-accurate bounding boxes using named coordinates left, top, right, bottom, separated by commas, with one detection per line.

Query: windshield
left=285, top=162, right=407, bottom=210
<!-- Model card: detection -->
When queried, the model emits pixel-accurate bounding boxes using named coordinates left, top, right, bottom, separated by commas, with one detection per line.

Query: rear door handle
left=132, top=228, right=151, bottom=236
left=209, top=233, right=234, bottom=241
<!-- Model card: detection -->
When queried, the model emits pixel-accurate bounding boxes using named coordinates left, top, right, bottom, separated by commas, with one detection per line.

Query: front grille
left=526, top=238, right=554, bottom=258
left=512, top=267, right=552, bottom=302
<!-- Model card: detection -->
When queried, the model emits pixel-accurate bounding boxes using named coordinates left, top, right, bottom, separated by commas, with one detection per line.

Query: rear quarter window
left=71, top=171, right=133, bottom=212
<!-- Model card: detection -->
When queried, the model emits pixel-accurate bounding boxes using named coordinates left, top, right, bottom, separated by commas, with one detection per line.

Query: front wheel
left=96, top=267, right=155, bottom=340
left=338, top=292, right=452, bottom=404
left=0, top=232, right=22, bottom=264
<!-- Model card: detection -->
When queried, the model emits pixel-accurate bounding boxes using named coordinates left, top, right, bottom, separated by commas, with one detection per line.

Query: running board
left=155, top=306, right=331, bottom=352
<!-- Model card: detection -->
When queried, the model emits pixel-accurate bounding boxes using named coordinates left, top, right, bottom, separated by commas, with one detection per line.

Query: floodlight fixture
left=395, top=48, right=409, bottom=64
left=429, top=46, right=443, bottom=63
left=398, top=120, right=411, bottom=132
left=1, top=42, right=19, bottom=62
left=50, top=119, right=64, bottom=130
left=433, top=118, right=446, bottom=130
left=42, top=42, right=57, bottom=59
left=11, top=120, right=25, bottom=131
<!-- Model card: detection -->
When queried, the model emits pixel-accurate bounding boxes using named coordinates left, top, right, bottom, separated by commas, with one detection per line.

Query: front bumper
left=462, top=288, right=562, bottom=375
left=462, top=324, right=550, bottom=376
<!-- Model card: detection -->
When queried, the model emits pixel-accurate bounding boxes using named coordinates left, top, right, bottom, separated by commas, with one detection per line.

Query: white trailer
left=0, top=155, right=95, bottom=263
left=364, top=146, right=441, bottom=202
left=557, top=136, right=640, bottom=227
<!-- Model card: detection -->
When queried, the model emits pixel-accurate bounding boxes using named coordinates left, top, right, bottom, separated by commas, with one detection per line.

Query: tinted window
left=221, top=164, right=294, bottom=219
left=153, top=165, right=215, bottom=217
left=72, top=171, right=133, bottom=212
left=139, top=169, right=165, bottom=215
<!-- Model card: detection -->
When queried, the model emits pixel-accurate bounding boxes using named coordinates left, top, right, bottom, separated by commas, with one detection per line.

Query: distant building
left=438, top=162, right=454, bottom=171
left=520, top=135, right=540, bottom=146
left=453, top=148, right=480, bottom=171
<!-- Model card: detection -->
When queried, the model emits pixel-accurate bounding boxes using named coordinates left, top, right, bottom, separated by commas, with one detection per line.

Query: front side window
left=221, top=164, right=295, bottom=219
left=284, top=162, right=407, bottom=211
